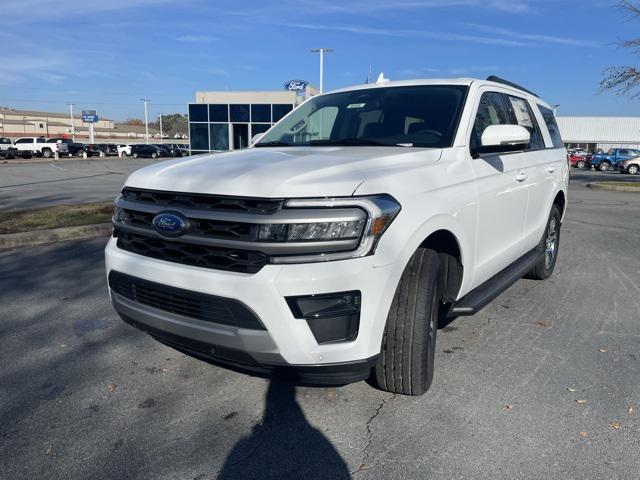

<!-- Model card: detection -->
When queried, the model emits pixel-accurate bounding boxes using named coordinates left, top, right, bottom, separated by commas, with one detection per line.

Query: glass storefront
left=189, top=103, right=294, bottom=153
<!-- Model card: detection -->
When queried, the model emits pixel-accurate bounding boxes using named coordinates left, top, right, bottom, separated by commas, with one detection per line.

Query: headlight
left=269, top=194, right=401, bottom=264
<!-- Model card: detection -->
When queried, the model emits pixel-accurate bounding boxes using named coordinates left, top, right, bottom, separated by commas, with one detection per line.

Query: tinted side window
left=471, top=92, right=510, bottom=150
left=505, top=96, right=544, bottom=150
left=16, top=138, right=32, bottom=144
left=537, top=105, right=563, bottom=148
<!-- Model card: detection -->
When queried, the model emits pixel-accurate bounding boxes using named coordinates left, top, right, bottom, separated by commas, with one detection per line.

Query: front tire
left=599, top=162, right=611, bottom=171
left=628, top=164, right=639, bottom=175
left=372, top=248, right=441, bottom=396
left=42, top=149, right=52, bottom=158
left=527, top=205, right=561, bottom=280
left=151, top=153, right=158, bottom=159
left=576, top=160, right=586, bottom=169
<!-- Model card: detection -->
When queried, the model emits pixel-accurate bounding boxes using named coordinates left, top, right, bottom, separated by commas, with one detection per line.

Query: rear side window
left=537, top=105, right=563, bottom=148
left=471, top=92, right=544, bottom=151
left=15, top=138, right=32, bottom=144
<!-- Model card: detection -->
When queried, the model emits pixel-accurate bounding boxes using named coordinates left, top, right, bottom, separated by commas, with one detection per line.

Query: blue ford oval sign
left=152, top=212, right=188, bottom=237
left=283, top=80, right=310, bottom=92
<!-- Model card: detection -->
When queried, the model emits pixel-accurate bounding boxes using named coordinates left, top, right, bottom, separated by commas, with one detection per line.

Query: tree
left=601, top=1, right=640, bottom=97
left=123, top=118, right=145, bottom=125
left=152, top=113, right=188, bottom=137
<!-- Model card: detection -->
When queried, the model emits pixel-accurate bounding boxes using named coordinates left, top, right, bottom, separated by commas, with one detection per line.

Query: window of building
left=272, top=104, right=293, bottom=122
left=189, top=123, right=209, bottom=150
left=537, top=105, right=564, bottom=148
left=189, top=104, right=208, bottom=122
left=209, top=104, right=228, bottom=123
left=209, top=124, right=229, bottom=151
left=251, top=124, right=271, bottom=136
left=230, top=104, right=250, bottom=123
left=251, top=104, right=271, bottom=123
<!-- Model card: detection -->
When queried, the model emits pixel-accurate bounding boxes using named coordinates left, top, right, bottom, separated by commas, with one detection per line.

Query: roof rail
left=486, top=76, right=539, bottom=98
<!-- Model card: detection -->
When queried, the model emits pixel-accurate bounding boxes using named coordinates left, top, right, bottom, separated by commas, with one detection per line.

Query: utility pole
left=158, top=113, right=163, bottom=144
left=311, top=48, right=333, bottom=93
left=68, top=103, right=75, bottom=141
left=140, top=99, right=150, bottom=144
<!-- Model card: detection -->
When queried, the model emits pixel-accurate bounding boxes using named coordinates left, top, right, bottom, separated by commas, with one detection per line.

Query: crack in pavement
left=351, top=393, right=396, bottom=477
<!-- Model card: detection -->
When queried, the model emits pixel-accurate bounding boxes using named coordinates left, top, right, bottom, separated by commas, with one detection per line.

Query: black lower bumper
left=118, top=313, right=378, bottom=386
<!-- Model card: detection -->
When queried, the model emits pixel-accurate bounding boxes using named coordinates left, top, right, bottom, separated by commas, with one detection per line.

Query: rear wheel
left=133, top=153, right=139, bottom=158
left=372, top=248, right=441, bottom=396
left=151, top=152, right=158, bottom=159
left=527, top=205, right=561, bottom=280
left=599, top=162, right=611, bottom=171
left=576, top=160, right=586, bottom=169
left=42, top=149, right=53, bottom=158
left=628, top=164, right=639, bottom=175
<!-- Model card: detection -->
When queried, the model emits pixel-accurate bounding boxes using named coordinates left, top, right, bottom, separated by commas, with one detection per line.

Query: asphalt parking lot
left=0, top=157, right=163, bottom=210
left=1, top=171, right=639, bottom=479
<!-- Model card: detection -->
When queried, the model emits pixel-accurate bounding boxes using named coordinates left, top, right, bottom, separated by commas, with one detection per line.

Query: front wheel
left=628, top=164, right=639, bottom=175
left=576, top=160, right=586, bottom=169
left=151, top=153, right=158, bottom=159
left=372, top=248, right=441, bottom=396
left=599, top=162, right=610, bottom=171
left=527, top=205, right=561, bottom=280
left=42, top=149, right=53, bottom=158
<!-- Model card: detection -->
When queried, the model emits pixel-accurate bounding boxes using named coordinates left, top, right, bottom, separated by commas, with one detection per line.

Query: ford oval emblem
left=152, top=212, right=188, bottom=237
left=283, top=79, right=310, bottom=92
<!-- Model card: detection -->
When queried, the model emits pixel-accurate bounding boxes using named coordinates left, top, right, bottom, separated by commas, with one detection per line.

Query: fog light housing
left=286, top=291, right=361, bottom=344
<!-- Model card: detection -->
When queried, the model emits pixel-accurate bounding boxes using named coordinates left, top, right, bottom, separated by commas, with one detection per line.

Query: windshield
left=256, top=85, right=468, bottom=148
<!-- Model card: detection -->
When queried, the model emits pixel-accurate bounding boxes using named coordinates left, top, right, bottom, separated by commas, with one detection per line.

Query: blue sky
left=1, top=0, right=639, bottom=121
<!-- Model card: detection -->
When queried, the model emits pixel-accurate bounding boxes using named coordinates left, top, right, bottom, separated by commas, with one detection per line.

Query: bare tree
left=601, top=1, right=640, bottom=97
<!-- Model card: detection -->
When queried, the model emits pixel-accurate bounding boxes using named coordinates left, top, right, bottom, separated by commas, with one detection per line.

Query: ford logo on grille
left=152, top=212, right=188, bottom=237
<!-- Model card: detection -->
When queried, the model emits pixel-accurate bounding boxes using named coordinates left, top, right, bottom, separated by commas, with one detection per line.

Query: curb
left=586, top=182, right=640, bottom=193
left=0, top=223, right=112, bottom=250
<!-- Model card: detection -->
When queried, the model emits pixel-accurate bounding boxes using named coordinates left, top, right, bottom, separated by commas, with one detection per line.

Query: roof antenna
left=376, top=72, right=389, bottom=84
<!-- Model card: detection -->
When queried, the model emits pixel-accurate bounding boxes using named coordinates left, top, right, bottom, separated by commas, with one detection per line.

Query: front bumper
left=105, top=237, right=399, bottom=372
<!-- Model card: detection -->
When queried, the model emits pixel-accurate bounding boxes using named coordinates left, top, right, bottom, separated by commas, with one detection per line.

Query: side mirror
left=473, top=125, right=531, bottom=157
left=251, top=133, right=265, bottom=145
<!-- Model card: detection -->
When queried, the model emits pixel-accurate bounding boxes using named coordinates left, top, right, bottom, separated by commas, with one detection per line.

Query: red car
left=568, top=154, right=588, bottom=169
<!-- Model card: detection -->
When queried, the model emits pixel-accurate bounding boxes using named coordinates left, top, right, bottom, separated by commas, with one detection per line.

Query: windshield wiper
left=307, top=138, right=408, bottom=147
left=254, top=141, right=293, bottom=147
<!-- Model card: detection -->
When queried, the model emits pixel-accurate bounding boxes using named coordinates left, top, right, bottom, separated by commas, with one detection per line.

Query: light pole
left=140, top=99, right=150, bottom=144
left=311, top=48, right=333, bottom=93
left=158, top=113, right=164, bottom=144
left=68, top=103, right=75, bottom=141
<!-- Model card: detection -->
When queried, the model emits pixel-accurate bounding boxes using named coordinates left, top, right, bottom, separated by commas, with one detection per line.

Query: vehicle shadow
left=217, top=380, right=351, bottom=480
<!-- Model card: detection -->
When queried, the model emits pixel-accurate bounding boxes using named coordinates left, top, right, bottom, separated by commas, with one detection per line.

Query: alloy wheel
left=545, top=217, right=558, bottom=269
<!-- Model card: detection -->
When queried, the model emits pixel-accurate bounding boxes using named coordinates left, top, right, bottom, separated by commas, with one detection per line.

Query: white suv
left=105, top=76, right=568, bottom=395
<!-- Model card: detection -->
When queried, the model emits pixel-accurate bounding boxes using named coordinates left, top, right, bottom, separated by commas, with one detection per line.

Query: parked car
left=0, top=137, right=33, bottom=159
left=169, top=144, right=190, bottom=156
left=117, top=144, right=132, bottom=157
left=568, top=154, right=588, bottom=169
left=130, top=144, right=160, bottom=158
left=96, top=143, right=118, bottom=156
left=153, top=144, right=174, bottom=157
left=617, top=157, right=640, bottom=175
left=590, top=148, right=640, bottom=171
left=84, top=144, right=105, bottom=157
left=46, top=138, right=87, bottom=157
left=106, top=76, right=568, bottom=396
left=13, top=137, right=68, bottom=158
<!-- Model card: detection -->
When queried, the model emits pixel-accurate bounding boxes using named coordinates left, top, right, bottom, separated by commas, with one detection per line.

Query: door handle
left=546, top=165, right=556, bottom=173
left=514, top=172, right=528, bottom=182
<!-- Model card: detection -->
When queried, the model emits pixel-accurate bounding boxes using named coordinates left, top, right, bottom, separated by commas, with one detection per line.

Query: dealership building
left=556, top=116, right=640, bottom=151
left=188, top=87, right=318, bottom=154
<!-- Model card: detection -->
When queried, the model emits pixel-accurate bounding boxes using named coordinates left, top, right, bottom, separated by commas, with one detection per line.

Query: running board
left=448, top=248, right=544, bottom=317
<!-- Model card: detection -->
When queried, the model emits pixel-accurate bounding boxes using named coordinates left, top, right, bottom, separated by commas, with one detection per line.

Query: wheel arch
left=419, top=229, right=464, bottom=303
left=553, top=190, right=567, bottom=220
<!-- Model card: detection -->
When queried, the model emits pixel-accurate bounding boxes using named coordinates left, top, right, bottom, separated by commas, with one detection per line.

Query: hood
left=124, top=146, right=442, bottom=198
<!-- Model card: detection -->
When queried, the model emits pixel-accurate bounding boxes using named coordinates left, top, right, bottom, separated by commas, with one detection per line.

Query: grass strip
left=0, top=202, right=113, bottom=234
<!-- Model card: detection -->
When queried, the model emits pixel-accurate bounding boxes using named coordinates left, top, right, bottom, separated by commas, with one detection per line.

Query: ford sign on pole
left=81, top=110, right=98, bottom=123
left=283, top=80, right=310, bottom=92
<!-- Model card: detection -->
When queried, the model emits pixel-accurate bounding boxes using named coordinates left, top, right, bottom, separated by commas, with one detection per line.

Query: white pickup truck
left=13, top=137, right=69, bottom=158
left=106, top=76, right=568, bottom=395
